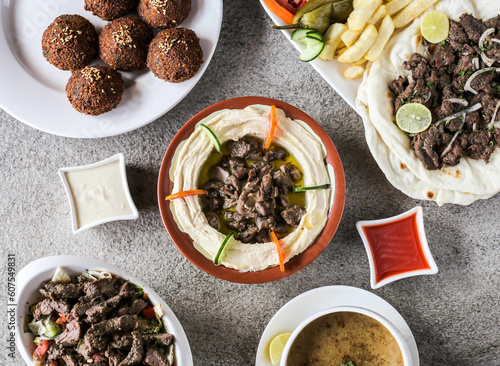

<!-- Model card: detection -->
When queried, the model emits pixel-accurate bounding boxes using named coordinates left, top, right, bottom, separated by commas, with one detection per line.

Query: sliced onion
left=479, top=28, right=497, bottom=67
left=464, top=68, right=500, bottom=94
left=462, top=52, right=470, bottom=56
left=445, top=98, right=468, bottom=107
left=473, top=122, right=477, bottom=131
left=472, top=57, right=480, bottom=70
left=486, top=99, right=500, bottom=129
left=435, top=103, right=482, bottom=126
left=423, top=91, right=432, bottom=103
left=408, top=74, right=414, bottom=84
left=441, top=129, right=462, bottom=158
left=492, top=38, right=500, bottom=44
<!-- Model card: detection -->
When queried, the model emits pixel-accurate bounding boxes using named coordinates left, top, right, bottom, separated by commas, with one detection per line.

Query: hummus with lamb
left=168, top=105, right=333, bottom=271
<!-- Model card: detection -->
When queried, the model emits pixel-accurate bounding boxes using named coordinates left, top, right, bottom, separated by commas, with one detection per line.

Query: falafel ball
left=41, top=14, right=98, bottom=71
left=137, top=0, right=190, bottom=29
left=99, top=16, right=153, bottom=71
left=147, top=28, right=203, bottom=83
left=84, top=0, right=137, bottom=21
left=66, top=66, right=124, bottom=116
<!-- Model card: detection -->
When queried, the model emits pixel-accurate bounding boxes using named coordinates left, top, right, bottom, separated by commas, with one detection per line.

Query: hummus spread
left=169, top=105, right=333, bottom=271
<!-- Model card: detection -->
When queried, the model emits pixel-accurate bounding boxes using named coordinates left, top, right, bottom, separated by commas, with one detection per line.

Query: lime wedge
left=269, top=332, right=292, bottom=365
left=199, top=124, right=221, bottom=153
left=293, top=184, right=331, bottom=192
left=396, top=103, right=432, bottom=133
left=420, top=10, right=449, bottom=44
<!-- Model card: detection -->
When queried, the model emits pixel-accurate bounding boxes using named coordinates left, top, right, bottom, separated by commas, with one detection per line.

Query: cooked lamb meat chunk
left=209, top=165, right=230, bottom=182
left=144, top=333, right=174, bottom=347
left=255, top=199, right=275, bottom=216
left=84, top=278, right=118, bottom=300
left=224, top=211, right=244, bottom=222
left=239, top=224, right=259, bottom=243
left=255, top=216, right=276, bottom=231
left=468, top=130, right=495, bottom=161
left=448, top=20, right=469, bottom=51
left=272, top=170, right=294, bottom=194
left=56, top=320, right=81, bottom=346
left=118, top=282, right=138, bottom=299
left=225, top=175, right=241, bottom=192
left=85, top=315, right=138, bottom=349
left=76, top=338, right=93, bottom=359
left=252, top=160, right=273, bottom=177
left=430, top=43, right=456, bottom=70
left=40, top=281, right=84, bottom=300
left=204, top=180, right=224, bottom=193
left=485, top=39, right=500, bottom=64
left=144, top=345, right=169, bottom=366
left=205, top=211, right=219, bottom=229
left=394, top=79, right=432, bottom=112
left=228, top=158, right=249, bottom=179
left=280, top=163, right=302, bottom=182
left=446, top=117, right=464, bottom=132
left=71, top=296, right=103, bottom=320
left=411, top=125, right=442, bottom=170
left=470, top=70, right=496, bottom=94
left=389, top=76, right=408, bottom=95
left=277, top=194, right=291, bottom=208
left=494, top=128, right=500, bottom=145
left=209, top=196, right=224, bottom=211
left=264, top=146, right=287, bottom=161
left=481, top=94, right=499, bottom=122
left=460, top=13, right=486, bottom=43
left=107, top=351, right=126, bottom=366
left=86, top=294, right=122, bottom=323
left=33, top=298, right=71, bottom=319
left=47, top=343, right=66, bottom=360
left=259, top=173, right=274, bottom=200
left=230, top=139, right=263, bottom=159
left=236, top=190, right=260, bottom=218
left=465, top=111, right=483, bottom=130
left=454, top=54, right=474, bottom=75
left=485, top=15, right=500, bottom=31
left=442, top=135, right=467, bottom=166
left=404, top=53, right=430, bottom=79
left=281, top=205, right=306, bottom=227
left=119, top=332, right=144, bottom=366
left=452, top=74, right=469, bottom=92
left=441, top=86, right=457, bottom=101
left=62, top=354, right=86, bottom=366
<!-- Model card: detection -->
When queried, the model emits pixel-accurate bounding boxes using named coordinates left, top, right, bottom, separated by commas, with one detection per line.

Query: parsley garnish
left=440, top=40, right=446, bottom=45
left=427, top=81, right=433, bottom=89
left=340, top=362, right=356, bottom=366
left=490, top=141, right=494, bottom=147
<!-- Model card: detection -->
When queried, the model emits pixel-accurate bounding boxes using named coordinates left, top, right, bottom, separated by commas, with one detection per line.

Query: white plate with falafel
left=0, top=0, right=222, bottom=138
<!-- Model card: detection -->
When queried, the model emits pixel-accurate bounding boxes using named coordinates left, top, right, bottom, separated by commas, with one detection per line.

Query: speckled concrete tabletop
left=1, top=1, right=500, bottom=365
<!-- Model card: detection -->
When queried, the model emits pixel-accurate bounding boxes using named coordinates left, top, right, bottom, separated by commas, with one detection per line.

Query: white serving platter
left=15, top=255, right=193, bottom=366
left=0, top=0, right=222, bottom=138
left=255, top=285, right=419, bottom=366
left=259, top=1, right=361, bottom=112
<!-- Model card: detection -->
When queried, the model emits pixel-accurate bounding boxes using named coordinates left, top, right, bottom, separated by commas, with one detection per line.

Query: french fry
left=353, top=57, right=368, bottom=66
left=338, top=24, right=378, bottom=64
left=347, top=0, right=381, bottom=31
left=344, top=65, right=365, bottom=79
left=392, top=0, right=439, bottom=29
left=319, top=23, right=348, bottom=61
left=385, top=0, right=412, bottom=16
left=335, top=46, right=349, bottom=58
left=368, top=4, right=387, bottom=25
left=341, top=29, right=363, bottom=47
left=365, top=15, right=395, bottom=61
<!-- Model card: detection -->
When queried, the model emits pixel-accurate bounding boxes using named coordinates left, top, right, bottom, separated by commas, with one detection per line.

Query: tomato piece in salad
left=277, top=0, right=308, bottom=14
left=33, top=340, right=50, bottom=359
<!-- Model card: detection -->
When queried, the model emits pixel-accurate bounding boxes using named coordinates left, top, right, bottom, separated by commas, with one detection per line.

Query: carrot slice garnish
left=270, top=230, right=285, bottom=272
left=165, top=190, right=206, bottom=200
left=264, top=105, right=278, bottom=149
left=262, top=0, right=294, bottom=25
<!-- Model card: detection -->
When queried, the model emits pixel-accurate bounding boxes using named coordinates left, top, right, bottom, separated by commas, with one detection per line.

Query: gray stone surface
left=1, top=1, right=500, bottom=365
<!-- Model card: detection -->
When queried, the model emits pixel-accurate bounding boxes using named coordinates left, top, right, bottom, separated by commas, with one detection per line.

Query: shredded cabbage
left=51, top=266, right=71, bottom=284
left=82, top=270, right=112, bottom=281
left=28, top=320, right=47, bottom=336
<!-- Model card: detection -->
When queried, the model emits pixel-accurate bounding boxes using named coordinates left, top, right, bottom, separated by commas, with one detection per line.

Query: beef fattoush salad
left=25, top=267, right=174, bottom=366
left=390, top=13, right=500, bottom=171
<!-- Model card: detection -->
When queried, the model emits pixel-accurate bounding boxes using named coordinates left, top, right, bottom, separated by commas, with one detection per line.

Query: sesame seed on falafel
left=66, top=66, right=124, bottom=116
left=84, top=0, right=138, bottom=21
left=41, top=14, right=98, bottom=71
left=138, top=0, right=190, bottom=29
left=99, top=16, right=153, bottom=71
left=147, top=28, right=203, bottom=83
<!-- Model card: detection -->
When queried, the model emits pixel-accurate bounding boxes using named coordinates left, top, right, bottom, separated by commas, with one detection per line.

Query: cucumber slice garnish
left=291, top=29, right=325, bottom=62
left=293, top=184, right=331, bottom=192
left=214, top=232, right=235, bottom=265
left=199, top=124, right=221, bottom=153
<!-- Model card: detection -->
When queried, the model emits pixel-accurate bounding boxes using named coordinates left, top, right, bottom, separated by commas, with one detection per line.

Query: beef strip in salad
left=390, top=13, right=500, bottom=170
left=26, top=267, right=174, bottom=366
left=199, top=137, right=307, bottom=244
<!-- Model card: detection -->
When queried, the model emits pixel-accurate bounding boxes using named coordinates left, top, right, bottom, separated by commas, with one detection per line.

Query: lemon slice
left=269, top=332, right=292, bottom=365
left=420, top=10, right=449, bottom=44
left=396, top=103, right=432, bottom=133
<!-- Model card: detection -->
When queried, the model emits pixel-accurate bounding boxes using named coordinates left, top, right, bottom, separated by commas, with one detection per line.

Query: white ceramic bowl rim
left=280, top=305, right=413, bottom=366
left=15, top=255, right=193, bottom=366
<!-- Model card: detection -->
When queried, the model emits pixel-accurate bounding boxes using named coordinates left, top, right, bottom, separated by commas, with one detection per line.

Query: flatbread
left=356, top=0, right=500, bottom=205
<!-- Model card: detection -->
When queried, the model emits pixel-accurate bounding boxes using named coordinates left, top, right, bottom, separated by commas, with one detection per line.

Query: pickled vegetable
left=300, top=3, right=333, bottom=33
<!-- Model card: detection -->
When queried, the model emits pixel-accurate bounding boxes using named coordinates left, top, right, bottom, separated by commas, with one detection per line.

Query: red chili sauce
left=362, top=213, right=431, bottom=284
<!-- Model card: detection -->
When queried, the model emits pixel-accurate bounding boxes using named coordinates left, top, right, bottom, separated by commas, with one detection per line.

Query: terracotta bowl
left=157, top=97, right=346, bottom=283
